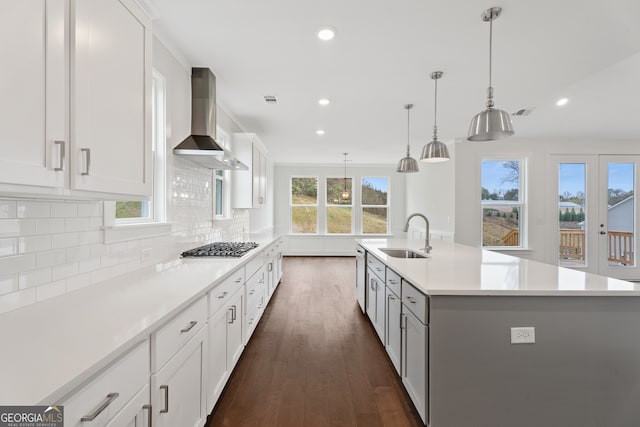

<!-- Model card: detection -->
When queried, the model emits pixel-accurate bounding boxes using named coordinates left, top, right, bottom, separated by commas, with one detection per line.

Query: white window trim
left=361, top=176, right=391, bottom=235
left=290, top=176, right=319, bottom=234
left=213, top=127, right=232, bottom=221
left=326, top=176, right=354, bottom=234
left=105, top=69, right=170, bottom=242
left=481, top=157, right=528, bottom=250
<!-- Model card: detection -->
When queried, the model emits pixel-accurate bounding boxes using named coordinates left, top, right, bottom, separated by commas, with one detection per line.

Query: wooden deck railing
left=502, top=229, right=519, bottom=246
left=608, top=231, right=634, bottom=265
left=559, top=229, right=585, bottom=260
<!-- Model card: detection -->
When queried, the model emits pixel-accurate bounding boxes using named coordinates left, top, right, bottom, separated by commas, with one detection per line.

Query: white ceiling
left=149, top=0, right=640, bottom=164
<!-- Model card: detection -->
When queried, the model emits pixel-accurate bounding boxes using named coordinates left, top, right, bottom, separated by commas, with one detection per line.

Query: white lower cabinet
left=366, top=267, right=386, bottom=343
left=105, top=384, right=151, bottom=427
left=152, top=326, right=207, bottom=427
left=402, top=306, right=428, bottom=424
left=385, top=286, right=402, bottom=375
left=207, top=286, right=244, bottom=411
left=245, top=266, right=266, bottom=343
left=61, top=340, right=150, bottom=427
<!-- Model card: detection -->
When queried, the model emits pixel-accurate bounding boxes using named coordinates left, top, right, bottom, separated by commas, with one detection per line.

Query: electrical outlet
left=510, top=327, right=535, bottom=344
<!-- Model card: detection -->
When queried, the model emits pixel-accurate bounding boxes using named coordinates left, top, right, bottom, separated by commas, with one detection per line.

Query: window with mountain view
left=481, top=160, right=525, bottom=247
left=326, top=177, right=352, bottom=234
left=291, top=177, right=318, bottom=233
left=362, top=177, right=389, bottom=234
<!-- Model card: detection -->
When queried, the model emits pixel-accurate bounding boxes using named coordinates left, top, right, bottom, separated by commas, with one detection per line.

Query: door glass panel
left=606, top=163, right=635, bottom=267
left=558, top=164, right=586, bottom=266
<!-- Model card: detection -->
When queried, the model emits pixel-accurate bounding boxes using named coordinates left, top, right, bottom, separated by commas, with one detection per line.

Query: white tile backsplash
left=17, top=201, right=51, bottom=218
left=0, top=157, right=250, bottom=314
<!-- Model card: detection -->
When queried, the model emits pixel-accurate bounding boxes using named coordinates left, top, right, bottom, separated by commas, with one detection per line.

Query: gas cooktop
left=181, top=242, right=259, bottom=258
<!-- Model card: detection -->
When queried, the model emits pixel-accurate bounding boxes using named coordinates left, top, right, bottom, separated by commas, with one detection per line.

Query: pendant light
left=341, top=153, right=350, bottom=201
left=396, top=104, right=419, bottom=173
left=467, top=7, right=514, bottom=141
left=420, top=71, right=450, bottom=162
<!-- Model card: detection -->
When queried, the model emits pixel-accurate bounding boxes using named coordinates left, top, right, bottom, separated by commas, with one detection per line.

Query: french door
left=552, top=155, right=639, bottom=280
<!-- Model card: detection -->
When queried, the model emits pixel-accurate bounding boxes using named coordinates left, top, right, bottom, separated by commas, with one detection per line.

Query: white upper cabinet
left=71, top=0, right=152, bottom=196
left=232, top=133, right=267, bottom=208
left=0, top=0, right=66, bottom=189
left=0, top=0, right=152, bottom=198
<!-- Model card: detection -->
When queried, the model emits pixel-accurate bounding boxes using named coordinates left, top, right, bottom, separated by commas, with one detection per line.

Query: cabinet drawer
left=208, top=269, right=245, bottom=317
left=402, top=280, right=428, bottom=324
left=386, top=268, right=401, bottom=297
left=245, top=254, right=264, bottom=280
left=367, top=254, right=386, bottom=281
left=246, top=267, right=265, bottom=315
left=62, top=340, right=150, bottom=427
left=153, top=296, right=207, bottom=371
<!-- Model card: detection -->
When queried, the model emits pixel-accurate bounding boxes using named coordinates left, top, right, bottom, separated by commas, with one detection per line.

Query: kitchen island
left=357, top=238, right=640, bottom=427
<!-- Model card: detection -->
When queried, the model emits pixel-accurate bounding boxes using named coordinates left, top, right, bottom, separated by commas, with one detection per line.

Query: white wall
left=454, top=137, right=640, bottom=264
left=274, top=164, right=406, bottom=255
left=404, top=140, right=455, bottom=240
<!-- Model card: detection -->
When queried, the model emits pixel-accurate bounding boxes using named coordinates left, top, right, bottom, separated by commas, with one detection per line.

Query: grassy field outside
left=116, top=201, right=142, bottom=218
left=482, top=208, right=519, bottom=246
left=291, top=205, right=388, bottom=234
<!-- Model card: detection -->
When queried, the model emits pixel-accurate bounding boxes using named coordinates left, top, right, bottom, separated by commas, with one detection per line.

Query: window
left=362, top=177, right=389, bottom=234
left=326, top=177, right=352, bottom=234
left=481, top=159, right=525, bottom=247
left=291, top=177, right=318, bottom=233
left=115, top=70, right=166, bottom=224
left=213, top=127, right=231, bottom=219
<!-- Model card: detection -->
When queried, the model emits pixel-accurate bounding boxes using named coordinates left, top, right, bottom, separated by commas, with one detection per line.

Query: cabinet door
left=259, top=150, right=267, bottom=205
left=365, top=268, right=377, bottom=325
left=374, top=279, right=386, bottom=342
left=71, top=0, right=151, bottom=196
left=206, top=305, right=230, bottom=411
left=402, top=308, right=428, bottom=424
left=0, top=0, right=66, bottom=188
left=227, top=289, right=244, bottom=370
left=105, top=384, right=150, bottom=427
left=153, top=328, right=207, bottom=427
left=386, top=288, right=402, bottom=375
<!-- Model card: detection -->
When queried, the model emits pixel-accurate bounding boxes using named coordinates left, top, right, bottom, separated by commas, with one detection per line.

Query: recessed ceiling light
left=316, top=129, right=325, bottom=135
left=318, top=98, right=330, bottom=106
left=317, top=27, right=335, bottom=41
left=556, top=97, right=569, bottom=106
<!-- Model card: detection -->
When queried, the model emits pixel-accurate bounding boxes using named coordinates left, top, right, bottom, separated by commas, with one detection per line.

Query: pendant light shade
left=397, top=104, right=419, bottom=173
left=467, top=7, right=514, bottom=142
left=421, top=71, right=450, bottom=163
left=341, top=153, right=350, bottom=201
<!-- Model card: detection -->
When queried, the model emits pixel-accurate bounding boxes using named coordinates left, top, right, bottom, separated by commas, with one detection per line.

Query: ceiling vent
left=512, top=108, right=534, bottom=117
left=264, top=95, right=278, bottom=104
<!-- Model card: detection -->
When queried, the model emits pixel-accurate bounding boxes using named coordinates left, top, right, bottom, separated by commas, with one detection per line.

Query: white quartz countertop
left=357, top=239, right=640, bottom=296
left=0, top=234, right=280, bottom=405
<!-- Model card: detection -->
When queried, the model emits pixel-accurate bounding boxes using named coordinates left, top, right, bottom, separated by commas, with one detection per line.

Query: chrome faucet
left=403, top=213, right=432, bottom=254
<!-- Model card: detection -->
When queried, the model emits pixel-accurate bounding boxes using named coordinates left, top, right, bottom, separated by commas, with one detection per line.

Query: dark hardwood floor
left=206, top=256, right=423, bottom=427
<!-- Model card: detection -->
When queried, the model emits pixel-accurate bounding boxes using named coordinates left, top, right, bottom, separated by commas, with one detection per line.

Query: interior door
left=552, top=155, right=639, bottom=280
left=598, top=156, right=639, bottom=280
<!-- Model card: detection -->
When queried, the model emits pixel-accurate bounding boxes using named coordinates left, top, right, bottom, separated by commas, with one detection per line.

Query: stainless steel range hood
left=173, top=68, right=248, bottom=170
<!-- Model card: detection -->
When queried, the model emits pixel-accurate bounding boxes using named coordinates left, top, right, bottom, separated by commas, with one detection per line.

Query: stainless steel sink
left=379, top=248, right=428, bottom=259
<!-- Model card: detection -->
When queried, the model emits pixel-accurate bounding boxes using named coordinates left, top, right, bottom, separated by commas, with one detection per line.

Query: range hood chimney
left=173, top=68, right=248, bottom=170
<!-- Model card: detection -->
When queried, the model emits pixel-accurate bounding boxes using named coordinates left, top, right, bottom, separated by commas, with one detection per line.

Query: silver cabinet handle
left=81, top=148, right=91, bottom=175
left=227, top=307, right=234, bottom=324
left=248, top=317, right=254, bottom=326
left=249, top=289, right=255, bottom=295
left=234, top=277, right=243, bottom=283
left=142, top=404, right=152, bottom=427
left=160, top=385, right=169, bottom=413
left=217, top=291, right=228, bottom=299
left=268, top=263, right=273, bottom=272
left=389, top=294, right=396, bottom=301
left=388, top=279, right=397, bottom=284
left=180, top=320, right=197, bottom=333
left=54, top=141, right=65, bottom=171
left=231, top=305, right=237, bottom=321
left=406, top=296, right=417, bottom=304
left=376, top=267, right=382, bottom=272
left=81, top=392, right=119, bottom=421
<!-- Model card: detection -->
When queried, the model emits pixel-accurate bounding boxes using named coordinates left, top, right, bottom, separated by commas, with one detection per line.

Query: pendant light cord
left=406, top=107, right=411, bottom=156
left=433, top=77, right=438, bottom=141
left=486, top=14, right=495, bottom=109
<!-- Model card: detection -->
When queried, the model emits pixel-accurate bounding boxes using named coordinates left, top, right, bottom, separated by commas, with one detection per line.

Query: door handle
left=81, top=392, right=119, bottom=421
left=228, top=307, right=234, bottom=324
left=180, top=320, right=197, bottom=333
left=81, top=148, right=91, bottom=175
left=54, top=140, right=65, bottom=171
left=142, top=404, right=152, bottom=427
left=600, top=231, right=607, bottom=235
left=160, top=385, right=169, bottom=413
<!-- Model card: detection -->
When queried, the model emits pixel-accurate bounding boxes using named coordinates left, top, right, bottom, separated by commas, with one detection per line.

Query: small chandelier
left=420, top=71, right=450, bottom=162
left=341, top=153, right=350, bottom=201
left=467, top=7, right=514, bottom=141
left=396, top=104, right=419, bottom=173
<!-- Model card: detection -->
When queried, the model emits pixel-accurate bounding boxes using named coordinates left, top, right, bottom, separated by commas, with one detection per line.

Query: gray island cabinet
left=357, top=238, right=640, bottom=427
